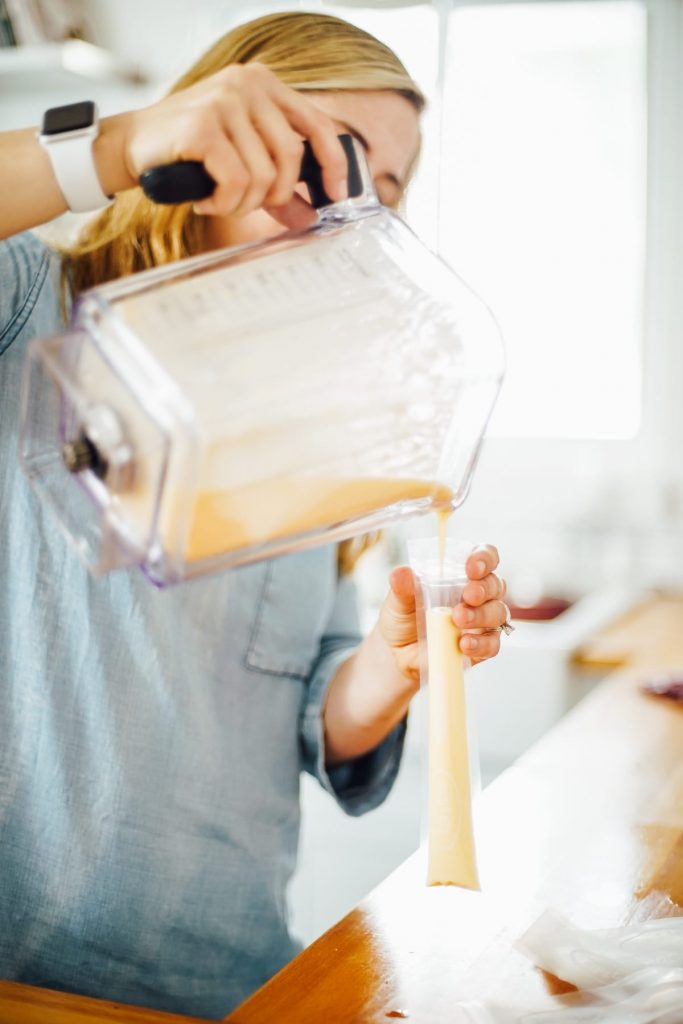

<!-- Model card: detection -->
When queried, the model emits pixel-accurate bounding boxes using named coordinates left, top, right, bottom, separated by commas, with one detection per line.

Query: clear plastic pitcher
left=19, top=138, right=504, bottom=585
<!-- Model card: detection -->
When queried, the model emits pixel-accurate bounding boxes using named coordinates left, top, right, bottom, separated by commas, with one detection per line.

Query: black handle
left=139, top=133, right=362, bottom=208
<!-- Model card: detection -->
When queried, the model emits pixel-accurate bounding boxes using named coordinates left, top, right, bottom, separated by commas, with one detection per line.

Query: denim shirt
left=0, top=233, right=405, bottom=1019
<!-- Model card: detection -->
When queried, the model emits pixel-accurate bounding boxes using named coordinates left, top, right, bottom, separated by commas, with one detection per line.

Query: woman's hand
left=323, top=544, right=507, bottom=765
left=379, top=544, right=507, bottom=683
left=99, top=63, right=348, bottom=224
left=0, top=62, right=348, bottom=240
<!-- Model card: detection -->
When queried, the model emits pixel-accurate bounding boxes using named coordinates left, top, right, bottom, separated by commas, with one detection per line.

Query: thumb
left=265, top=193, right=317, bottom=232
left=388, top=566, right=417, bottom=611
left=379, top=566, right=418, bottom=650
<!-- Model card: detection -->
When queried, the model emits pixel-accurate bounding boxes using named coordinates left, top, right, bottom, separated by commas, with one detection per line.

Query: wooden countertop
left=0, top=982, right=209, bottom=1024
left=2, top=596, right=682, bottom=1023
left=574, top=593, right=683, bottom=669
left=228, top=595, right=683, bottom=1023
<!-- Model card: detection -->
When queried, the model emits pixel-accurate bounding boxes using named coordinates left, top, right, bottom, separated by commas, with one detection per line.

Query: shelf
left=0, top=39, right=146, bottom=84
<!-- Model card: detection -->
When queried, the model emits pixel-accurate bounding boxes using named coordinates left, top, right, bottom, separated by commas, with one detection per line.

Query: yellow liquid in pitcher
left=184, top=477, right=454, bottom=561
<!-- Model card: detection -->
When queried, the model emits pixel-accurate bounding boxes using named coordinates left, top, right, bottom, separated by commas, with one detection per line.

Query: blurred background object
left=4, top=0, right=89, bottom=46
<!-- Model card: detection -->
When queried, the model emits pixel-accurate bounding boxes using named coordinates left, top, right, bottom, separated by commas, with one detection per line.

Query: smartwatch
left=38, top=101, right=113, bottom=214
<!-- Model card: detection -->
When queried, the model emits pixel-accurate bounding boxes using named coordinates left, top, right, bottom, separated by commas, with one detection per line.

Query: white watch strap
left=43, top=131, right=113, bottom=214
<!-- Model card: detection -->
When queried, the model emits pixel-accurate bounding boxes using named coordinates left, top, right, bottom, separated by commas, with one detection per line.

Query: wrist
left=93, top=113, right=139, bottom=197
left=323, top=626, right=416, bottom=767
left=38, top=101, right=114, bottom=213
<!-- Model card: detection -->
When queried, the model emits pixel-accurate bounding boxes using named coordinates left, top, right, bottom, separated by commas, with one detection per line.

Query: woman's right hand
left=0, top=63, right=349, bottom=240
left=99, top=63, right=349, bottom=220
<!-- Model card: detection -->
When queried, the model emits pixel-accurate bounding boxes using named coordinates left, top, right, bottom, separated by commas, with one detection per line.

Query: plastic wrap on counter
left=451, top=910, right=683, bottom=1024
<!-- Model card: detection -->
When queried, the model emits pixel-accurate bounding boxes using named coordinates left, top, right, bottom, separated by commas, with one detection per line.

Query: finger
left=466, top=544, right=500, bottom=580
left=220, top=106, right=279, bottom=215
left=388, top=566, right=417, bottom=611
left=266, top=193, right=318, bottom=232
left=192, top=136, right=250, bottom=216
left=462, top=573, right=506, bottom=607
left=251, top=101, right=306, bottom=207
left=378, top=567, right=418, bottom=651
left=460, top=629, right=501, bottom=661
left=273, top=85, right=348, bottom=202
left=453, top=599, right=508, bottom=631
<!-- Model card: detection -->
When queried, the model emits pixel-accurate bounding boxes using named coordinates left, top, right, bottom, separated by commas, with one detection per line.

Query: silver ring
left=498, top=604, right=515, bottom=636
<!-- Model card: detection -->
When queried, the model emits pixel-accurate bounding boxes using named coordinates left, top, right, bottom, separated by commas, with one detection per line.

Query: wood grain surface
left=0, top=980, right=210, bottom=1023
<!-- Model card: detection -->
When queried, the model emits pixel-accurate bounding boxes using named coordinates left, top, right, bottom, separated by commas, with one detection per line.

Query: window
left=311, top=2, right=648, bottom=441
left=440, top=2, right=647, bottom=440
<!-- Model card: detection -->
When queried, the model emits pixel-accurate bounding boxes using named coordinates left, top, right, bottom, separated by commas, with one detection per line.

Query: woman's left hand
left=379, top=543, right=507, bottom=683
left=325, top=544, right=507, bottom=765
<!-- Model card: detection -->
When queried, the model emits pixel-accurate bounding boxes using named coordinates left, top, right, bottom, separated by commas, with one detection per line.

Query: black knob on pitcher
left=62, top=436, right=107, bottom=479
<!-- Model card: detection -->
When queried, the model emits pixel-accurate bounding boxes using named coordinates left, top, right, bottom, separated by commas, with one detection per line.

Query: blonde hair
left=61, top=11, right=425, bottom=573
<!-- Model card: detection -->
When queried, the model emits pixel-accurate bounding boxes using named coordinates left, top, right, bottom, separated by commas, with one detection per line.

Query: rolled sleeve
left=299, top=572, right=407, bottom=817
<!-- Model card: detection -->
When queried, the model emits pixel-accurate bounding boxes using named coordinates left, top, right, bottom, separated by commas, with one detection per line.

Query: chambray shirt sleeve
left=0, top=232, right=52, bottom=356
left=299, top=571, right=407, bottom=817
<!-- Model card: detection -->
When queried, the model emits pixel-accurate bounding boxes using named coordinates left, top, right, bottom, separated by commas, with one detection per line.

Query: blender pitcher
left=19, top=136, right=505, bottom=586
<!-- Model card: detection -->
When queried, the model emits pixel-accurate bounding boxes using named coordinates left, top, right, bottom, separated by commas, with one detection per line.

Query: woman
left=0, top=12, right=509, bottom=1019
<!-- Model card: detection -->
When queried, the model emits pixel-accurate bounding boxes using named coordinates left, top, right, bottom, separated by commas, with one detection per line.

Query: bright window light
left=440, top=2, right=647, bottom=440
left=228, top=2, right=647, bottom=441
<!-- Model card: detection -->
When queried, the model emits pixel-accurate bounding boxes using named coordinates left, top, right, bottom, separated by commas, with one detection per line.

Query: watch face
left=42, top=101, right=95, bottom=136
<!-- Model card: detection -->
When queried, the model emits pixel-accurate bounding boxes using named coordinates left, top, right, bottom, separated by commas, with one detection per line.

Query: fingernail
left=475, top=559, right=486, bottom=575
left=462, top=608, right=475, bottom=624
left=461, top=636, right=478, bottom=652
